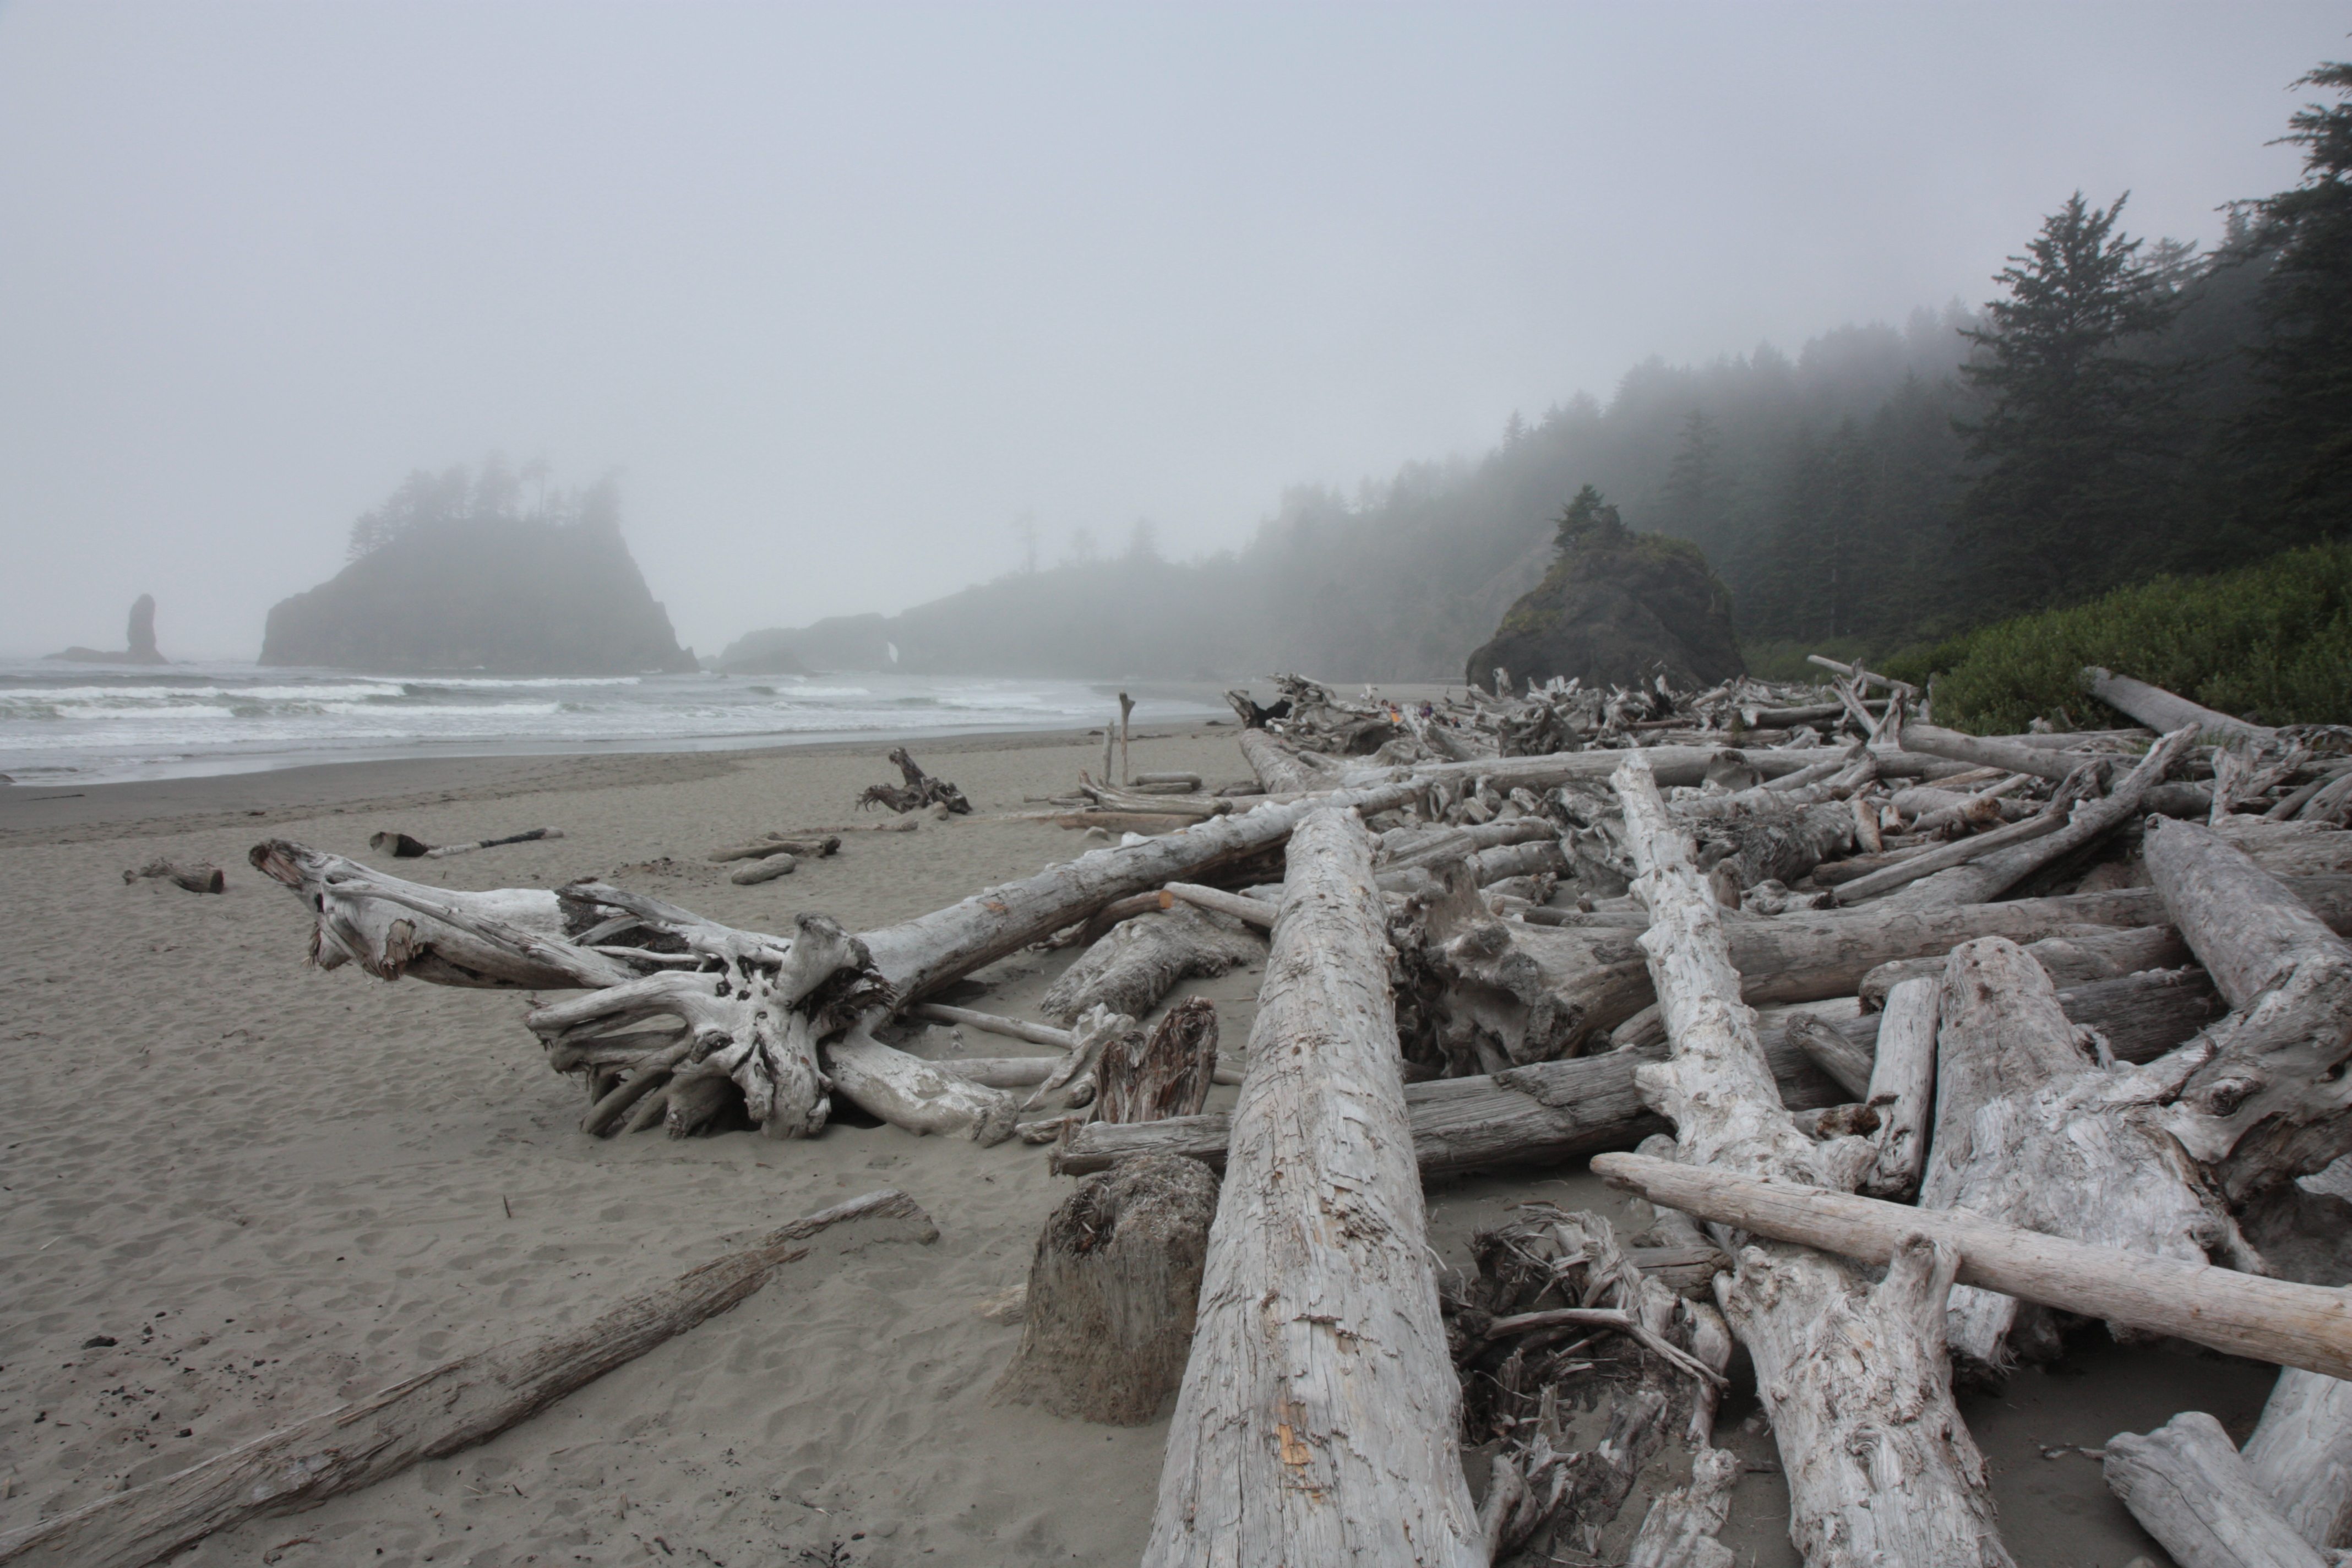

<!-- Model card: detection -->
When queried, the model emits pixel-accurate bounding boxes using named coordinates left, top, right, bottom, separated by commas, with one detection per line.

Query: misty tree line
left=346, top=455, right=624, bottom=560
left=961, top=58, right=2346, bottom=680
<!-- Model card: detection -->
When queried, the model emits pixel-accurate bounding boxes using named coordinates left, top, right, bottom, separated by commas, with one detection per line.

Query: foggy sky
left=2, top=2, right=2344, bottom=660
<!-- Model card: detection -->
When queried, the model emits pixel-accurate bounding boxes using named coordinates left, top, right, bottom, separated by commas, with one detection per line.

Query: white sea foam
left=0, top=661, right=1216, bottom=785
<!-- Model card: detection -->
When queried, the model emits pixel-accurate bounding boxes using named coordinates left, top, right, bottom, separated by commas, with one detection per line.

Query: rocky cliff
left=1464, top=497, right=1741, bottom=691
left=260, top=518, right=696, bottom=675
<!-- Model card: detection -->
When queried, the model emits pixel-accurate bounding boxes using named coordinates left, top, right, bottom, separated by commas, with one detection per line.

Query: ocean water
left=0, top=661, right=1221, bottom=787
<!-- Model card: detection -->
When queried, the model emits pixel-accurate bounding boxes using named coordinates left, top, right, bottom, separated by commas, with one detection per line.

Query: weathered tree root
left=858, top=747, right=972, bottom=815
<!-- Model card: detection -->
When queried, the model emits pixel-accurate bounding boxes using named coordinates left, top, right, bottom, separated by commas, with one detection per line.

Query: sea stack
left=47, top=593, right=169, bottom=665
left=260, top=515, right=697, bottom=676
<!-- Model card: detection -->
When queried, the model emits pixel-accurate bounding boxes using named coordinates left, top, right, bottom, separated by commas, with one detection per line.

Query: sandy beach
left=0, top=725, right=2279, bottom=1567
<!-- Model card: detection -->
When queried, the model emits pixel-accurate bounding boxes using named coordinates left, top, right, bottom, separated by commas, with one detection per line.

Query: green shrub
left=1885, top=543, right=2352, bottom=734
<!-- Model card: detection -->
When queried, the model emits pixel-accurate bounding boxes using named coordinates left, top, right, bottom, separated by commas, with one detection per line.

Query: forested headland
left=748, top=61, right=2349, bottom=701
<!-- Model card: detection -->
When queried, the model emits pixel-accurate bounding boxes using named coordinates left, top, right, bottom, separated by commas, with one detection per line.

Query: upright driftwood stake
left=994, top=1155, right=1217, bottom=1425
left=1861, top=975, right=1937, bottom=1200
left=1612, top=752, right=2012, bottom=1568
left=1143, top=809, right=1482, bottom=1568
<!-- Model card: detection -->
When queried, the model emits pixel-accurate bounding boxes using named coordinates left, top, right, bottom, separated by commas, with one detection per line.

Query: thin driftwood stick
left=1591, top=1151, right=2352, bottom=1380
left=2104, top=1410, right=2331, bottom=1568
left=1611, top=752, right=2011, bottom=1567
left=1160, top=881, right=1277, bottom=927
left=0, top=1190, right=937, bottom=1568
left=1142, top=808, right=1482, bottom=1567
left=1901, top=723, right=2213, bottom=818
left=907, top=1002, right=1076, bottom=1050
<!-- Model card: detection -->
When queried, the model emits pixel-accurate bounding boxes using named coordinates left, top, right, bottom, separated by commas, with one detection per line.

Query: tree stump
left=1094, top=997, right=1219, bottom=1123
left=993, top=1153, right=1218, bottom=1425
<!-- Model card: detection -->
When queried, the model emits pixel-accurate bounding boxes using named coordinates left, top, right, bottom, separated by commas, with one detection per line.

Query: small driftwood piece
left=857, top=747, right=972, bottom=815
left=708, top=834, right=840, bottom=863
left=728, top=853, right=797, bottom=884
left=2245, top=1370, right=2352, bottom=1551
left=122, top=857, right=225, bottom=894
left=2104, top=1411, right=2331, bottom=1568
left=1590, top=1152, right=2352, bottom=1380
left=2085, top=666, right=2277, bottom=744
left=1918, top=934, right=2242, bottom=1371
left=1039, top=901, right=1262, bottom=1025
left=1143, top=809, right=1483, bottom=1567
left=0, top=1189, right=936, bottom=1568
left=1161, top=881, right=1277, bottom=928
left=2148, top=817, right=2352, bottom=1201
left=1611, top=752, right=2011, bottom=1567
left=1095, top=997, right=1221, bottom=1123
left=368, top=827, right=563, bottom=859
left=992, top=1154, right=1218, bottom=1425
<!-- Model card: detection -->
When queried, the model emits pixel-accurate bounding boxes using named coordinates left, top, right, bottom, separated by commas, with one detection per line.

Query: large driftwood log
left=0, top=1190, right=935, bottom=1568
left=1859, top=923, right=2195, bottom=1005
left=1592, top=1152, right=2352, bottom=1379
left=1142, top=809, right=1482, bottom=1567
left=2085, top=666, right=2277, bottom=744
left=2150, top=818, right=2352, bottom=1200
left=2104, top=1411, right=2332, bottom=1568
left=1918, top=935, right=2242, bottom=1371
left=1039, top=903, right=1262, bottom=1024
left=2245, top=1370, right=2352, bottom=1552
left=992, top=1155, right=1218, bottom=1425
left=1611, top=753, right=2012, bottom=1568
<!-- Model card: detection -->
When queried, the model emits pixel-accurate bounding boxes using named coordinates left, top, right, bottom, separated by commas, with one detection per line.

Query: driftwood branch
left=0, top=1190, right=937, bottom=1568
left=1592, top=1152, right=2352, bottom=1380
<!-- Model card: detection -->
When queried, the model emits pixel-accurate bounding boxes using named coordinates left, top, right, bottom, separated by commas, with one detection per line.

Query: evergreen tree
left=1554, top=484, right=1624, bottom=553
left=1955, top=193, right=2187, bottom=607
left=2241, top=62, right=2352, bottom=535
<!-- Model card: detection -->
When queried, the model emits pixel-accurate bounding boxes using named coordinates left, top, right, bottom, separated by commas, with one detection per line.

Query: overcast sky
left=2, top=3, right=2344, bottom=660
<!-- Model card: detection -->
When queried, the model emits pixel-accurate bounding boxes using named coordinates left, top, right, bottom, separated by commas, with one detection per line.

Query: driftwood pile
left=227, top=665, right=2352, bottom=1566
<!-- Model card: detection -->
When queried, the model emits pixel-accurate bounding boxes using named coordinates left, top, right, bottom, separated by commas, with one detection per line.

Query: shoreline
left=0, top=722, right=1224, bottom=847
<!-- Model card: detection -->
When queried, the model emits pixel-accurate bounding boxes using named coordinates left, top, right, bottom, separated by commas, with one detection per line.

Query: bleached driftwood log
left=728, top=852, right=797, bottom=884
left=0, top=1190, right=936, bottom=1568
left=1161, top=881, right=1277, bottom=927
left=2085, top=666, right=2277, bottom=744
left=1611, top=752, right=2012, bottom=1567
left=1917, top=934, right=2243, bottom=1370
left=1859, top=923, right=2194, bottom=1004
left=122, top=857, right=226, bottom=894
left=1237, top=727, right=1339, bottom=793
left=2149, top=817, right=2352, bottom=1201
left=1626, top=1446, right=1742, bottom=1568
left=1059, top=966, right=2211, bottom=1178
left=1876, top=725, right=2199, bottom=909
left=1142, top=809, right=1482, bottom=1567
left=1901, top=723, right=2213, bottom=817
left=993, top=1155, right=1218, bottom=1425
left=1591, top=1152, right=2352, bottom=1379
left=2245, top=1370, right=2352, bottom=1552
left=1038, top=902, right=1262, bottom=1023
left=2104, top=1411, right=2332, bottom=1568
left=1861, top=975, right=1937, bottom=1200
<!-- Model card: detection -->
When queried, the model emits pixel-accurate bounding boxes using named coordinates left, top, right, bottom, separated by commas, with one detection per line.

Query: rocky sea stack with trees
left=260, top=459, right=696, bottom=676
